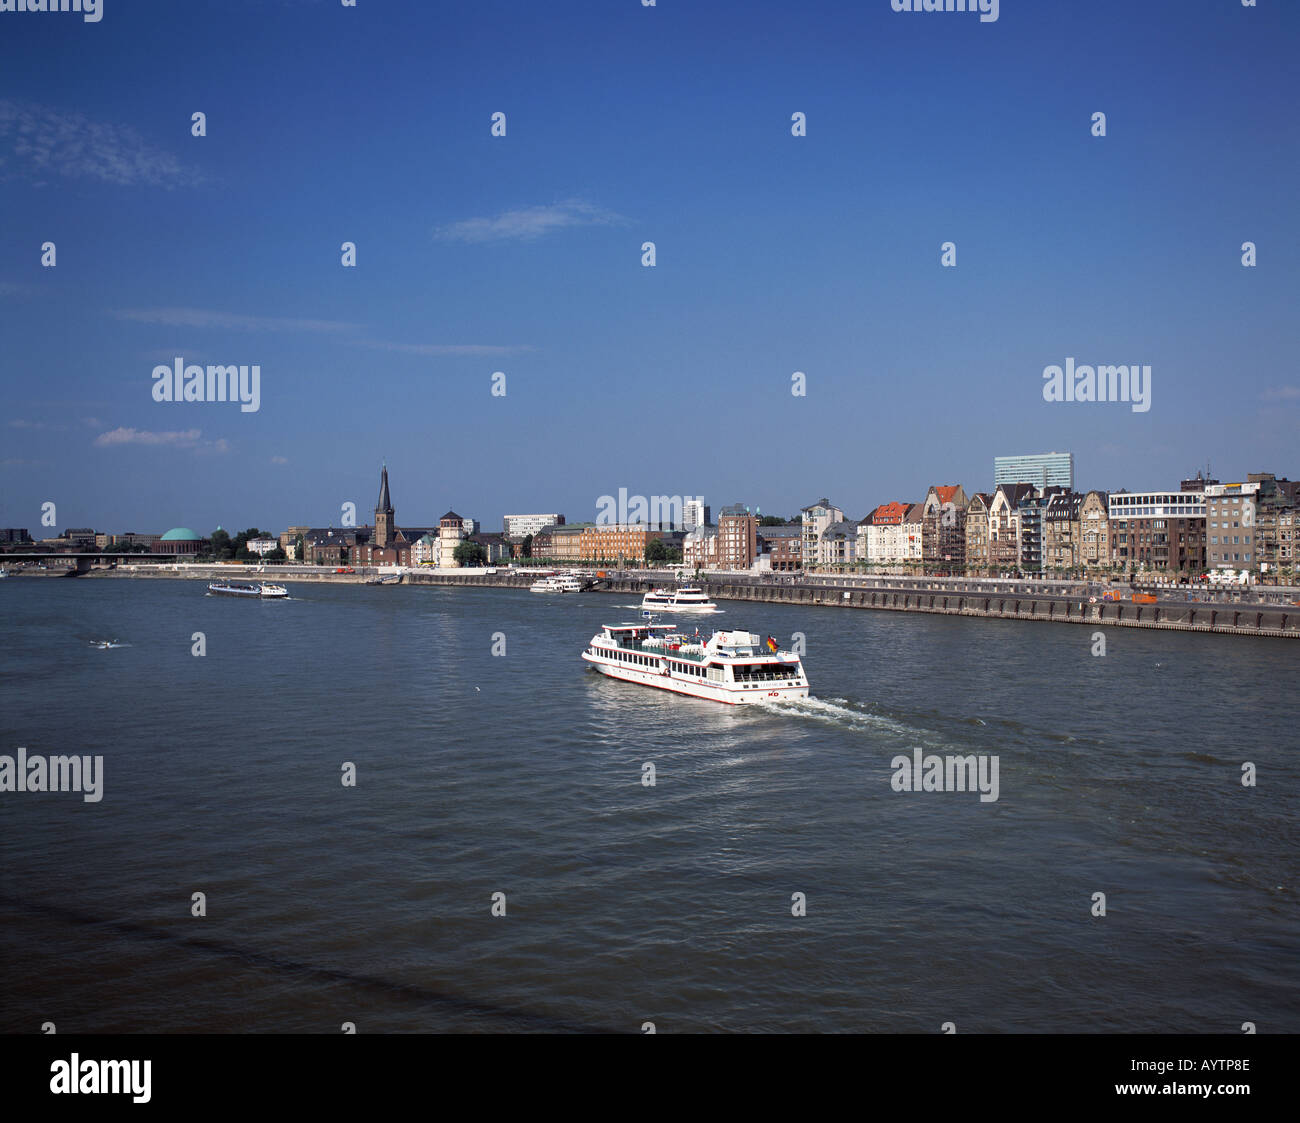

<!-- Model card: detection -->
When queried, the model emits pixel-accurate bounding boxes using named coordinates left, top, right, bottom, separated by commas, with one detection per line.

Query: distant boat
left=640, top=586, right=719, bottom=613
left=207, top=581, right=288, bottom=598
left=530, top=575, right=583, bottom=594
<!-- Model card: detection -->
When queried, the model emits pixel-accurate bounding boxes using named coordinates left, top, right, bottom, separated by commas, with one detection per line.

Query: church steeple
left=375, top=463, right=395, bottom=549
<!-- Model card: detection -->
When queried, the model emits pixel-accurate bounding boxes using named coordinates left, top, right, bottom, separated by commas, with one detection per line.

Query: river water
left=1, top=577, right=1295, bottom=1032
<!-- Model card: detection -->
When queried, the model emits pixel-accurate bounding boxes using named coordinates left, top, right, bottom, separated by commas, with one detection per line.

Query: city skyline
left=3, top=1, right=1298, bottom=532
left=7, top=451, right=1290, bottom=545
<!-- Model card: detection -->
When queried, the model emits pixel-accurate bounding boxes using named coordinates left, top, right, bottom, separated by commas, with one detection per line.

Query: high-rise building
left=683, top=499, right=710, bottom=532
left=994, top=452, right=1075, bottom=492
left=504, top=514, right=564, bottom=540
left=718, top=504, right=758, bottom=569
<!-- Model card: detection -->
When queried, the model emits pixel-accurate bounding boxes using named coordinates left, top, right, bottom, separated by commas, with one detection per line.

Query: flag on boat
left=765, top=635, right=779, bottom=652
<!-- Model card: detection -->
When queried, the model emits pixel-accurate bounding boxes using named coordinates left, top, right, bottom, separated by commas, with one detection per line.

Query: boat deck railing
left=613, top=636, right=710, bottom=663
left=732, top=669, right=803, bottom=682
left=610, top=636, right=797, bottom=668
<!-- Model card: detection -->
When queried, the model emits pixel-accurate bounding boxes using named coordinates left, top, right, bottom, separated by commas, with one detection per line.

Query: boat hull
left=582, top=651, right=808, bottom=705
left=207, top=583, right=288, bottom=598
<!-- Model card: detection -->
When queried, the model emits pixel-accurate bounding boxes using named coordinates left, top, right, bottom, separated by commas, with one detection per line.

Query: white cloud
left=1261, top=386, right=1300, bottom=402
left=94, top=427, right=200, bottom=447
left=93, top=427, right=227, bottom=453
left=0, top=100, right=204, bottom=188
left=434, top=199, right=626, bottom=243
left=271, top=455, right=289, bottom=464
left=118, top=308, right=527, bottom=357
left=116, top=307, right=357, bottom=334
left=359, top=340, right=534, bottom=357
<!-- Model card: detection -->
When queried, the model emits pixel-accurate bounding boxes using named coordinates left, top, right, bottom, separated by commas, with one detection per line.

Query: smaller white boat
left=530, top=574, right=583, bottom=594
left=640, top=586, right=718, bottom=613
left=207, top=581, right=289, bottom=598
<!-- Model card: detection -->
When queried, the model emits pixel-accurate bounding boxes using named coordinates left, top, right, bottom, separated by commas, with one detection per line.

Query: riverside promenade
left=403, top=568, right=1300, bottom=638
left=47, top=562, right=1300, bottom=638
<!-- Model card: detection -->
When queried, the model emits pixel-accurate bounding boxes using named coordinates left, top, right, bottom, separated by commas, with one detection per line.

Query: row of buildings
left=291, top=467, right=511, bottom=567
left=5, top=454, right=1296, bottom=578
left=678, top=472, right=1297, bottom=577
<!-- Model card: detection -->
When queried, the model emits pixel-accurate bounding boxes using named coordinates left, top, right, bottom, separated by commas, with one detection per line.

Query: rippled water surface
left=1, top=578, right=1296, bottom=1032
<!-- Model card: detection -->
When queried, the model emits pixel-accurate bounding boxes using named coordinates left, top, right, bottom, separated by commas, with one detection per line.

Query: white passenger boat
left=207, top=580, right=289, bottom=598
left=530, top=574, right=583, bottom=594
left=640, top=586, right=718, bottom=613
left=582, top=623, right=808, bottom=704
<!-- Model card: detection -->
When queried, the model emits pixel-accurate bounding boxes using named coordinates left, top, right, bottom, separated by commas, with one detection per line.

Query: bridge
left=0, top=551, right=194, bottom=574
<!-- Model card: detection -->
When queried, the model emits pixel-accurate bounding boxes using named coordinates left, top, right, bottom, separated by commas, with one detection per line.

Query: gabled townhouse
left=902, top=503, right=925, bottom=567
left=1079, top=490, right=1110, bottom=573
left=1042, top=491, right=1085, bottom=573
left=987, top=484, right=1036, bottom=572
left=964, top=493, right=993, bottom=575
left=1252, top=475, right=1298, bottom=578
left=922, top=484, right=968, bottom=570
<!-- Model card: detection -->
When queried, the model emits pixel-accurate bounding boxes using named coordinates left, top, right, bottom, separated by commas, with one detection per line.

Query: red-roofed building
left=922, top=484, right=968, bottom=571
left=858, top=502, right=919, bottom=566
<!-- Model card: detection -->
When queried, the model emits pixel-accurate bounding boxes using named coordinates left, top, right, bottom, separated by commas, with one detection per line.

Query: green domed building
left=155, top=527, right=205, bottom=555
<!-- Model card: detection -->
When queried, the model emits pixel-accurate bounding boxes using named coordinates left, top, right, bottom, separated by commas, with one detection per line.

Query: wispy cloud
left=434, top=199, right=627, bottom=243
left=0, top=100, right=204, bottom=188
left=93, top=427, right=229, bottom=453
left=1261, top=386, right=1300, bottom=402
left=115, top=307, right=357, bottom=334
left=11, top=417, right=102, bottom=432
left=117, top=307, right=530, bottom=356
left=358, top=340, right=534, bottom=357
left=270, top=455, right=289, bottom=465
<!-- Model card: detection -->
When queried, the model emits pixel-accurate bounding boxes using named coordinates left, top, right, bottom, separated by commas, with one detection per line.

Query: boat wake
left=751, top=695, right=948, bottom=746
left=88, top=640, right=131, bottom=649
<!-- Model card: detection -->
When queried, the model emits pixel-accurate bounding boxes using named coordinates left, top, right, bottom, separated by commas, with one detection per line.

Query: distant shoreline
left=13, top=564, right=1296, bottom=640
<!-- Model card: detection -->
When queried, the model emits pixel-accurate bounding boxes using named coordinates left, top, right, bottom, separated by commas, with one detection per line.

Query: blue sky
left=1, top=0, right=1297, bottom=535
